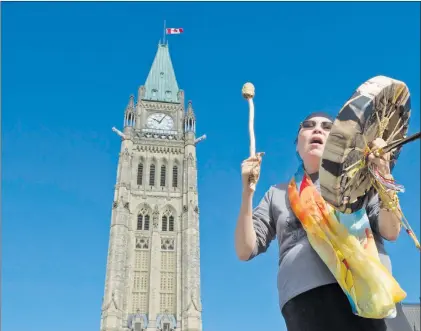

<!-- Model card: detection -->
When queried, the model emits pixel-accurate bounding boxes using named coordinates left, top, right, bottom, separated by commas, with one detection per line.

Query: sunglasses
left=300, top=120, right=333, bottom=131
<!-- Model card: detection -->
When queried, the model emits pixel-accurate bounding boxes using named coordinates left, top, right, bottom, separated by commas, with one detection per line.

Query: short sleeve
left=247, top=188, right=277, bottom=260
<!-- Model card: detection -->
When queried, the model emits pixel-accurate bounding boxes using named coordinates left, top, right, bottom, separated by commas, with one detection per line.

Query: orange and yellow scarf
left=288, top=166, right=406, bottom=319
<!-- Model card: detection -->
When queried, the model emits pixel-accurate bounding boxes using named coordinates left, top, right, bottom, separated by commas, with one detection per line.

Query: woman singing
left=234, top=112, right=402, bottom=331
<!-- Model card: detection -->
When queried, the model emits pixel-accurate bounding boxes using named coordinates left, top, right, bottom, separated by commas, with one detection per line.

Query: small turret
left=184, top=100, right=196, bottom=134
left=138, top=86, right=146, bottom=100
left=178, top=89, right=185, bottom=106
left=123, top=95, right=136, bottom=138
left=124, top=95, right=136, bottom=129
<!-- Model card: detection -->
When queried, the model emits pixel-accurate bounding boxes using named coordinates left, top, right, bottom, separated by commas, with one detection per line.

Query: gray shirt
left=248, top=173, right=391, bottom=311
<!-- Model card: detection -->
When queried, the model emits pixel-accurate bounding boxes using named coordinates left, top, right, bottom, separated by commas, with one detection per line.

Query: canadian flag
left=166, top=28, right=184, bottom=35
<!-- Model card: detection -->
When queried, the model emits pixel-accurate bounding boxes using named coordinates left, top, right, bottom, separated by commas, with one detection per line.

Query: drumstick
left=242, top=82, right=262, bottom=191
left=375, top=131, right=421, bottom=156
left=242, top=82, right=256, bottom=157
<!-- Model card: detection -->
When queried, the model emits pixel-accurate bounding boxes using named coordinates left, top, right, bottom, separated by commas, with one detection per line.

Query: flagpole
left=163, top=20, right=166, bottom=45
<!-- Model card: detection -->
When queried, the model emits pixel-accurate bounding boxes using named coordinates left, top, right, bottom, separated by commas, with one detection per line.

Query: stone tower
left=100, top=42, right=204, bottom=331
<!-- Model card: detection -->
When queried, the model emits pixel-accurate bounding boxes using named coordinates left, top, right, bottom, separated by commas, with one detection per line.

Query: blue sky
left=2, top=2, right=420, bottom=331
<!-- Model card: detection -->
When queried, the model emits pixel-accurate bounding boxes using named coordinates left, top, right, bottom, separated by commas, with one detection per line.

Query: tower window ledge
left=160, top=235, right=176, bottom=240
left=135, top=230, right=151, bottom=234
left=135, top=247, right=150, bottom=251
left=146, top=190, right=168, bottom=196
left=168, top=192, right=183, bottom=198
left=142, top=129, right=178, bottom=135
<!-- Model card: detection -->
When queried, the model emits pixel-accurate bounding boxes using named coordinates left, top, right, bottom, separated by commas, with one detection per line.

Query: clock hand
left=158, top=115, right=166, bottom=124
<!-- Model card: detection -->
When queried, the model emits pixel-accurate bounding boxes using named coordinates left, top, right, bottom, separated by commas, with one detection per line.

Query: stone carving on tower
left=100, top=41, right=205, bottom=331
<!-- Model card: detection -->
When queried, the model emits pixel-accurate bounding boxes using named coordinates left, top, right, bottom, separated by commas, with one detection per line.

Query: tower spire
left=143, top=42, right=180, bottom=103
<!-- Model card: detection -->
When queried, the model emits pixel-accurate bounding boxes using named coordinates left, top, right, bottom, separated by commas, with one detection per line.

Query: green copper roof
left=143, top=43, right=180, bottom=103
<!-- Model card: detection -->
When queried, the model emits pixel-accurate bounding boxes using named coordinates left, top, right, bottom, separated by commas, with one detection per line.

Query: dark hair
left=302, top=111, right=334, bottom=123
left=294, top=111, right=334, bottom=144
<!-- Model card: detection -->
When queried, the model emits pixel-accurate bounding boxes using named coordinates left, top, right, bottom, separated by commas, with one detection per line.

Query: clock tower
left=100, top=42, right=205, bottom=331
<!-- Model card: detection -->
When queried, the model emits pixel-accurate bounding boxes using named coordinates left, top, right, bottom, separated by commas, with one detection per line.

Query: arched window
left=160, top=165, right=166, bottom=187
left=126, top=112, right=135, bottom=127
left=172, top=166, right=178, bottom=188
left=161, top=209, right=175, bottom=232
left=137, top=163, right=143, bottom=185
left=137, top=207, right=151, bottom=231
left=149, top=164, right=155, bottom=186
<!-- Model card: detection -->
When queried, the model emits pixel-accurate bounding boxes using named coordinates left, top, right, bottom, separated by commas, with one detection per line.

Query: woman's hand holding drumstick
left=241, top=83, right=264, bottom=193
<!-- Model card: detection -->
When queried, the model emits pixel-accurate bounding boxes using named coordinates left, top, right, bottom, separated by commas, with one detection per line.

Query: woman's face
left=296, top=116, right=332, bottom=166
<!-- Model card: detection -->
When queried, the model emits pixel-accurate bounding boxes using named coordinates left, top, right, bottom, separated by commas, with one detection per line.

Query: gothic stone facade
left=100, top=43, right=203, bottom=331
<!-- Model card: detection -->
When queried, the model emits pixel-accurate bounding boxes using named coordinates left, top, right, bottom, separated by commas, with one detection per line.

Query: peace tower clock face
left=146, top=113, right=174, bottom=130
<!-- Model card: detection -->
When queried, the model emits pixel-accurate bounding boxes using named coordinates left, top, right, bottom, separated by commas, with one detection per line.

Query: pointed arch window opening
left=172, top=166, right=178, bottom=189
left=149, top=164, right=156, bottom=186
left=125, top=111, right=136, bottom=127
left=161, top=211, right=175, bottom=232
left=137, top=213, right=150, bottom=231
left=160, top=165, right=166, bottom=187
left=137, top=163, right=144, bottom=186
left=184, top=117, right=195, bottom=133
left=157, top=313, right=176, bottom=331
